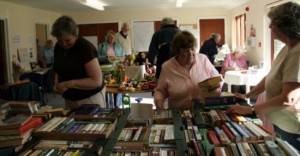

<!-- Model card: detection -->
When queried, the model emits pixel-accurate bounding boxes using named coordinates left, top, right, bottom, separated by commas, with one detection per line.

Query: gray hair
left=161, top=17, right=174, bottom=25
left=51, top=15, right=79, bottom=38
left=268, top=2, right=300, bottom=38
left=212, top=33, right=221, bottom=39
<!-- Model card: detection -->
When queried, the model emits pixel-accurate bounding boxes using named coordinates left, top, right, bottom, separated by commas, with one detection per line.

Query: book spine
left=193, top=126, right=202, bottom=140
left=275, top=137, right=299, bottom=156
left=164, top=125, right=174, bottom=140
left=250, top=123, right=270, bottom=140
left=230, top=122, right=249, bottom=141
left=215, top=110, right=228, bottom=122
left=252, top=143, right=265, bottom=156
left=208, top=130, right=220, bottom=145
left=47, top=117, right=68, bottom=132
left=88, top=124, right=99, bottom=134
left=52, top=118, right=71, bottom=132
left=184, top=130, right=189, bottom=143
left=225, top=122, right=241, bottom=142
left=244, top=122, right=262, bottom=140
left=210, top=110, right=221, bottom=126
left=229, top=143, right=240, bottom=156
left=237, top=143, right=247, bottom=156
left=124, top=129, right=133, bottom=141
left=118, top=129, right=128, bottom=141
left=154, top=129, right=162, bottom=143
left=220, top=129, right=231, bottom=144
left=57, top=118, right=75, bottom=132
left=221, top=124, right=235, bottom=142
left=239, top=124, right=257, bottom=141
left=37, top=117, right=59, bottom=131
left=80, top=123, right=93, bottom=133
left=256, top=123, right=275, bottom=137
left=248, top=143, right=259, bottom=156
left=265, top=140, right=285, bottom=156
left=19, top=117, right=42, bottom=134
left=214, top=127, right=226, bottom=144
left=133, top=127, right=143, bottom=141
left=242, top=142, right=254, bottom=156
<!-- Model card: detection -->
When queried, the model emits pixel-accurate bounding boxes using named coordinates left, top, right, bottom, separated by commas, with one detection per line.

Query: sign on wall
left=132, top=21, right=154, bottom=52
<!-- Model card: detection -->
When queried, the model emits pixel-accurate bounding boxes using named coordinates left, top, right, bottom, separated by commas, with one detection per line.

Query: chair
left=19, top=72, right=48, bottom=105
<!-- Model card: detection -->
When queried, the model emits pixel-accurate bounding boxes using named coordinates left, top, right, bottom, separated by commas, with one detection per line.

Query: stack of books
left=198, top=76, right=236, bottom=110
left=0, top=99, right=10, bottom=120
left=8, top=101, right=41, bottom=114
left=0, top=114, right=42, bottom=149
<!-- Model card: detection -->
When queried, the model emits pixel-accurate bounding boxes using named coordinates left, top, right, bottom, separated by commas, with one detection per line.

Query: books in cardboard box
left=33, top=117, right=117, bottom=140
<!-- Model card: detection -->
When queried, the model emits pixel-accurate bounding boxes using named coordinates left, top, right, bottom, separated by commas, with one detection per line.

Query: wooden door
left=78, top=23, right=118, bottom=45
left=199, top=19, right=225, bottom=47
left=0, top=19, right=8, bottom=84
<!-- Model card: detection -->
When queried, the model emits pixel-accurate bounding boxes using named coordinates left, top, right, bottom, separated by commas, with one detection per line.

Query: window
left=235, top=14, right=246, bottom=48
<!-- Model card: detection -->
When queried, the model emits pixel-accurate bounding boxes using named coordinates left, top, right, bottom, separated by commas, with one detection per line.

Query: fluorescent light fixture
left=80, top=0, right=104, bottom=11
left=176, top=0, right=184, bottom=7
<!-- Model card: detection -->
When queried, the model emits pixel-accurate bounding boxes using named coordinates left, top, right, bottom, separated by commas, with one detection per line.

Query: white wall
left=230, top=0, right=284, bottom=70
left=0, top=0, right=282, bottom=82
left=0, top=1, right=60, bottom=81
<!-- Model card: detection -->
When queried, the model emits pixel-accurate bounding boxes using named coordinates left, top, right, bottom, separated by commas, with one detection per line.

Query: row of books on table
left=0, top=101, right=299, bottom=156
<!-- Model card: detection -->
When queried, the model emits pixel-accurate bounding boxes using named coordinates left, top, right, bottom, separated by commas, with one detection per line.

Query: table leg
left=228, top=83, right=232, bottom=93
left=246, top=85, right=251, bottom=104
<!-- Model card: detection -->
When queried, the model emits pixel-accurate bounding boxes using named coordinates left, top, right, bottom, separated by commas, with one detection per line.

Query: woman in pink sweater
left=154, top=31, right=222, bottom=109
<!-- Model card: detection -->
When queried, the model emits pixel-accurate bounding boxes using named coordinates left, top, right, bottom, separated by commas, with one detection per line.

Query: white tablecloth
left=224, top=70, right=267, bottom=93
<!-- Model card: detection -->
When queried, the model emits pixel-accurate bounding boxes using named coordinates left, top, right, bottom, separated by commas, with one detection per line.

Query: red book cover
left=221, top=124, right=235, bottom=141
left=19, top=117, right=42, bottom=135
left=192, top=140, right=201, bottom=155
left=208, top=130, right=220, bottom=145
left=255, top=123, right=275, bottom=137
left=215, top=110, right=228, bottom=122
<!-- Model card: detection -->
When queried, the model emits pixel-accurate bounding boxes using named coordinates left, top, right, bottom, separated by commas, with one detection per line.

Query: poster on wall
left=132, top=21, right=154, bottom=52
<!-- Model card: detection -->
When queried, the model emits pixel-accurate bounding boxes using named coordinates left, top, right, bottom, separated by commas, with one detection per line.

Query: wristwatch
left=251, top=106, right=256, bottom=115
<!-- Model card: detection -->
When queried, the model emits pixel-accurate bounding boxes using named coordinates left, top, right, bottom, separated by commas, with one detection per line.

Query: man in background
left=36, top=38, right=46, bottom=68
left=148, top=17, right=179, bottom=65
left=199, top=33, right=221, bottom=64
left=116, top=22, right=132, bottom=56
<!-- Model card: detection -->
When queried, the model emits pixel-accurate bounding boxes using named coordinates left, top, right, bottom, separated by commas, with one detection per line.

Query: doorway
left=0, top=19, right=9, bottom=85
left=35, top=23, right=48, bottom=49
left=199, top=19, right=225, bottom=46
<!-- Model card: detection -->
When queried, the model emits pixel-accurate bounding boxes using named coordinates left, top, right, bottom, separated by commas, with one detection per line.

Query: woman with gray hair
left=227, top=2, right=300, bottom=150
left=52, top=15, right=106, bottom=109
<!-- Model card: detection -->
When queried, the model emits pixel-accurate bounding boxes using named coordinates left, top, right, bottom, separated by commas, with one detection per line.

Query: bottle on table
left=122, top=93, right=131, bottom=108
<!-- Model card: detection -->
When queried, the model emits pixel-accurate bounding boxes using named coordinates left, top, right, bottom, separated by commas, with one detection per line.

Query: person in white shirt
left=116, top=22, right=132, bottom=56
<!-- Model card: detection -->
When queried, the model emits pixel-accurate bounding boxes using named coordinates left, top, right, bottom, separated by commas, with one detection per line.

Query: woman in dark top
left=52, top=15, right=105, bottom=109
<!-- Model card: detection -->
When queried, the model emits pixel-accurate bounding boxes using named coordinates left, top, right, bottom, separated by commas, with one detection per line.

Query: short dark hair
left=51, top=15, right=78, bottom=38
left=268, top=2, right=300, bottom=38
left=171, top=30, right=197, bottom=56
